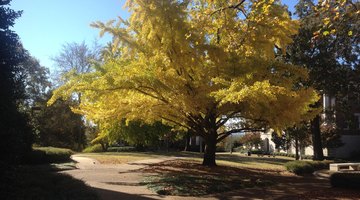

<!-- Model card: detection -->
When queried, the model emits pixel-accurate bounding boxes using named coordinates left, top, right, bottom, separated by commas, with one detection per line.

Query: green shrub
left=82, top=144, right=104, bottom=153
left=330, top=173, right=360, bottom=188
left=250, top=149, right=263, bottom=154
left=285, top=160, right=332, bottom=175
left=272, top=152, right=314, bottom=160
left=23, top=147, right=73, bottom=164
left=107, top=146, right=136, bottom=152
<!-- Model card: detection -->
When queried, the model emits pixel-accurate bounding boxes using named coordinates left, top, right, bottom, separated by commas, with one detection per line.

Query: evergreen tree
left=0, top=0, right=33, bottom=163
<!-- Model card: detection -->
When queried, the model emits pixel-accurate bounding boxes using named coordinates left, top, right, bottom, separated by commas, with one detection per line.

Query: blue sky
left=10, top=0, right=297, bottom=72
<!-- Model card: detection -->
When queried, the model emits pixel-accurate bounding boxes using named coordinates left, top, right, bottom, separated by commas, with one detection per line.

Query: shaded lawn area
left=0, top=163, right=98, bottom=200
left=73, top=151, right=360, bottom=199
left=139, top=159, right=275, bottom=196
left=137, top=159, right=360, bottom=199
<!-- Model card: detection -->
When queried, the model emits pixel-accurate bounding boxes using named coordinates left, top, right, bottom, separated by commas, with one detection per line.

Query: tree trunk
left=100, top=142, right=109, bottom=152
left=295, top=137, right=299, bottom=160
left=184, top=132, right=190, bottom=151
left=311, top=115, right=324, bottom=160
left=202, top=132, right=217, bottom=166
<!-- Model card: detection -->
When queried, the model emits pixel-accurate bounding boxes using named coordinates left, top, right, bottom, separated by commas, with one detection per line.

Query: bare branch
left=210, top=0, right=246, bottom=16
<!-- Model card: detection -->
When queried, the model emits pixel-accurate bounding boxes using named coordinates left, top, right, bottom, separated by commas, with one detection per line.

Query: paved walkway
left=63, top=155, right=211, bottom=200
left=62, top=155, right=359, bottom=200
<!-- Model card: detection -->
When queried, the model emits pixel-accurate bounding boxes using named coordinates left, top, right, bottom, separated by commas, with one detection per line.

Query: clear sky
left=10, top=0, right=297, bottom=72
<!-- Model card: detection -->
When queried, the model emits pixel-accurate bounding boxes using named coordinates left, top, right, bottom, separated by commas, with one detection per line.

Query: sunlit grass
left=216, top=153, right=294, bottom=171
left=77, top=151, right=293, bottom=170
left=76, top=152, right=164, bottom=164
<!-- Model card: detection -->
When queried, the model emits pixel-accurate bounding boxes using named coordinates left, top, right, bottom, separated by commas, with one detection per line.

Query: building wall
left=260, top=130, right=276, bottom=153
left=330, top=135, right=360, bottom=158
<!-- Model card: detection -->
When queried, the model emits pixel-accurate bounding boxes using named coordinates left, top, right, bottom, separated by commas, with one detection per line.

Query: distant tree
left=92, top=120, right=173, bottom=150
left=239, top=133, right=262, bottom=150
left=52, top=40, right=102, bottom=86
left=320, top=123, right=344, bottom=149
left=33, top=95, right=86, bottom=151
left=0, top=0, right=33, bottom=163
left=288, top=0, right=359, bottom=160
left=18, top=57, right=51, bottom=109
left=271, top=131, right=288, bottom=152
left=285, top=123, right=311, bottom=160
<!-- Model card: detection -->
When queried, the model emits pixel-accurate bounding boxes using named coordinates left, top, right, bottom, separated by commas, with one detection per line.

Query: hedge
left=273, top=152, right=314, bottom=160
left=23, top=147, right=74, bottom=164
left=284, top=160, right=332, bottom=175
left=330, top=172, right=360, bottom=188
left=107, top=146, right=136, bottom=152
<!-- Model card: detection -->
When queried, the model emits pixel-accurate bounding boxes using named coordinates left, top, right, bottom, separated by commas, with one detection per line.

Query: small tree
left=271, top=131, right=288, bottom=152
left=285, top=123, right=311, bottom=160
left=239, top=133, right=262, bottom=150
left=34, top=95, right=86, bottom=151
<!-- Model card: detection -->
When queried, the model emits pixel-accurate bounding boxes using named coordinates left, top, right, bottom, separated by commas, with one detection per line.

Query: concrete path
left=62, top=155, right=360, bottom=200
left=62, top=155, right=214, bottom=200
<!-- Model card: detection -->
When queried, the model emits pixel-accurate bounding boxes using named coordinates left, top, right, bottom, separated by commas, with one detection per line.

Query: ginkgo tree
left=49, top=0, right=319, bottom=166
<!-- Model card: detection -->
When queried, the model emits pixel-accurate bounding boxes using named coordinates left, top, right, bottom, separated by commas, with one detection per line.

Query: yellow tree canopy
left=49, top=0, right=319, bottom=165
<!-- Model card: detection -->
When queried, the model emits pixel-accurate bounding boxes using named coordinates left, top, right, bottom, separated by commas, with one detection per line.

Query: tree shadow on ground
left=93, top=187, right=160, bottom=200
left=129, top=159, right=360, bottom=199
left=0, top=163, right=97, bottom=200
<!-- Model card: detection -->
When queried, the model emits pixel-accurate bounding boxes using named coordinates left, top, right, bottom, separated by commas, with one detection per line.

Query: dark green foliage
left=285, top=124, right=311, bottom=160
left=34, top=97, right=86, bottom=151
left=272, top=152, right=313, bottom=160
left=271, top=131, right=288, bottom=150
left=330, top=173, right=360, bottom=189
left=107, top=146, right=136, bottom=152
left=290, top=1, right=360, bottom=160
left=22, top=147, right=73, bottom=164
left=0, top=0, right=33, bottom=164
left=284, top=160, right=332, bottom=175
left=107, top=120, right=174, bottom=149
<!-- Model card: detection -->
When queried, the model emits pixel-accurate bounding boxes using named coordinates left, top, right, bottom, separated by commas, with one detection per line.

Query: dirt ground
left=63, top=155, right=360, bottom=200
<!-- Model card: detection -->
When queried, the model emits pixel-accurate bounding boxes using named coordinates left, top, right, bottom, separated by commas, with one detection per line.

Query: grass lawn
left=77, top=151, right=295, bottom=196
left=216, top=153, right=294, bottom=171
left=76, top=152, right=165, bottom=164
left=78, top=151, right=293, bottom=171
left=73, top=151, right=360, bottom=198
left=140, top=159, right=275, bottom=196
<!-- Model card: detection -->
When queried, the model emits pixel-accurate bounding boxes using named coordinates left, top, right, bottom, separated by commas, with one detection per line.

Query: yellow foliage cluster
left=49, top=0, right=319, bottom=137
